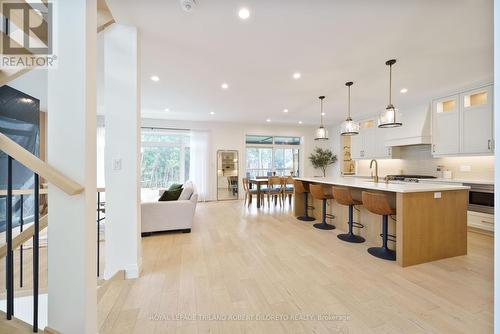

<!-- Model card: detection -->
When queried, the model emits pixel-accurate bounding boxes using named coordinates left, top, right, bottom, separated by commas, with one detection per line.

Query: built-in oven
left=464, top=183, right=494, bottom=214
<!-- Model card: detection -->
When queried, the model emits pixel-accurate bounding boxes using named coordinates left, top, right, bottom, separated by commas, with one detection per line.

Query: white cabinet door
left=432, top=94, right=460, bottom=155
left=362, top=125, right=376, bottom=158
left=350, top=131, right=363, bottom=159
left=374, top=127, right=392, bottom=158
left=461, top=85, right=493, bottom=154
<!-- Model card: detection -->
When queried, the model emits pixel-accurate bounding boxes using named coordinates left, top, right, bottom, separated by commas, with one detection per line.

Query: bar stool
left=333, top=186, right=365, bottom=243
left=294, top=180, right=315, bottom=221
left=362, top=191, right=396, bottom=261
left=309, top=184, right=335, bottom=230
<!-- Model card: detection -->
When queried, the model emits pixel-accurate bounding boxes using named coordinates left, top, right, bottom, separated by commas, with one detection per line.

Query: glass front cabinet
left=432, top=84, right=493, bottom=156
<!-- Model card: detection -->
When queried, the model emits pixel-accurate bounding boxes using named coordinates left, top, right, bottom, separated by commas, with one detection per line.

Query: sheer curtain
left=189, top=130, right=210, bottom=201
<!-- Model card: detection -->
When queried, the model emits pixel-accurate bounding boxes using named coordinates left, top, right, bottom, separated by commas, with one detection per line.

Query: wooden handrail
left=0, top=133, right=84, bottom=195
left=0, top=214, right=48, bottom=259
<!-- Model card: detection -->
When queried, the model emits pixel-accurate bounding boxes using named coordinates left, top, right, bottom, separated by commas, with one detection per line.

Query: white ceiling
left=106, top=0, right=493, bottom=125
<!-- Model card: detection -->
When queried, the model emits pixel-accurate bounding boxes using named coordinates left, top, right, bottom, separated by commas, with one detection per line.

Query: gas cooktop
left=385, top=175, right=437, bottom=183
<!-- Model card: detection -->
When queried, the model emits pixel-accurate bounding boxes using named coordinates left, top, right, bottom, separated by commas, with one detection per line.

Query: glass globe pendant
left=378, top=59, right=402, bottom=128
left=315, top=96, right=329, bottom=140
left=340, top=81, right=359, bottom=136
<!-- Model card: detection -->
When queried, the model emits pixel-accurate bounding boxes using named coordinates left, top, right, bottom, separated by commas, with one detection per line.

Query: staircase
left=0, top=133, right=83, bottom=332
left=0, top=0, right=120, bottom=331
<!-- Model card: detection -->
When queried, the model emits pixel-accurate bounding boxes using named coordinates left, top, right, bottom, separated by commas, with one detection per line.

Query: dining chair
left=265, top=176, right=283, bottom=206
left=282, top=176, right=294, bottom=205
left=242, top=178, right=263, bottom=207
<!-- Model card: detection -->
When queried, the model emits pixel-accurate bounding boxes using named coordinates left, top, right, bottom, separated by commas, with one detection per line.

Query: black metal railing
left=97, top=191, right=105, bottom=277
left=4, top=154, right=40, bottom=332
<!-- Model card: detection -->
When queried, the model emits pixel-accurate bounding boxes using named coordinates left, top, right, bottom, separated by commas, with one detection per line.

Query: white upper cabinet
left=432, top=84, right=493, bottom=156
left=460, top=85, right=493, bottom=154
left=350, top=119, right=399, bottom=160
left=432, top=94, right=460, bottom=155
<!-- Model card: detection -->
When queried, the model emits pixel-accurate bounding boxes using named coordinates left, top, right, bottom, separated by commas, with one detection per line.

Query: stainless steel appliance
left=465, top=183, right=494, bottom=214
left=385, top=175, right=437, bottom=183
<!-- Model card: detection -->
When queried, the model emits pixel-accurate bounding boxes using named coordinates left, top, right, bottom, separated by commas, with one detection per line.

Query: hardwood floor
left=99, top=200, right=493, bottom=334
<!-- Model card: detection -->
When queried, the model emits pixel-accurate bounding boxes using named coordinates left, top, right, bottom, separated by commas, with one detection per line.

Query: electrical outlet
left=434, top=192, right=441, bottom=199
left=460, top=165, right=471, bottom=172
left=113, top=158, right=122, bottom=171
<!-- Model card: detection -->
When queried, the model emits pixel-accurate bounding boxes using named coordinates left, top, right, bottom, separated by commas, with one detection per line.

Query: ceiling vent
left=180, top=0, right=197, bottom=12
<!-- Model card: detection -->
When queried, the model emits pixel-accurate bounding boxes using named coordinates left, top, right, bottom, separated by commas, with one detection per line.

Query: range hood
left=384, top=105, right=431, bottom=147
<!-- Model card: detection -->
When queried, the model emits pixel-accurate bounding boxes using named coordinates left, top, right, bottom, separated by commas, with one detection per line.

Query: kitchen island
left=294, top=177, right=470, bottom=267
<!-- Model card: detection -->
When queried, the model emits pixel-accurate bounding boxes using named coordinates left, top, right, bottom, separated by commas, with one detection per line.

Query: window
left=274, top=136, right=301, bottom=145
left=245, top=135, right=301, bottom=177
left=140, top=129, right=190, bottom=191
left=245, top=135, right=273, bottom=145
left=246, top=147, right=273, bottom=177
left=245, top=135, right=300, bottom=145
left=274, top=148, right=299, bottom=176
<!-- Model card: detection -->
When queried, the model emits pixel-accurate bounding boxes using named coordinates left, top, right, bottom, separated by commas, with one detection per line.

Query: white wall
left=141, top=118, right=338, bottom=201
left=46, top=0, right=97, bottom=332
left=104, top=24, right=142, bottom=279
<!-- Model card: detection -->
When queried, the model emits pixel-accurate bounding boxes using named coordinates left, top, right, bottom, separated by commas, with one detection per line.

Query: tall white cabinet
left=432, top=84, right=493, bottom=156
left=350, top=119, right=398, bottom=160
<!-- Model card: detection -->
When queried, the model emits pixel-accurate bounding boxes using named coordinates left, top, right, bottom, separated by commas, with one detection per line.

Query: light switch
left=113, top=158, right=122, bottom=170
left=434, top=192, right=441, bottom=199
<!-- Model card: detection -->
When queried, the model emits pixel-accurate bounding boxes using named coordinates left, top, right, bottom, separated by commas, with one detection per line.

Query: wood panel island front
left=294, top=177, right=470, bottom=267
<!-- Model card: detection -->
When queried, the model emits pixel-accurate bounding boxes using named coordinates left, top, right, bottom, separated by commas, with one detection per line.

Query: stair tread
left=0, top=310, right=44, bottom=334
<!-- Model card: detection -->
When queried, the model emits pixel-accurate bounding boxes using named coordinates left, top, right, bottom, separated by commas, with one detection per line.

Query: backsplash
left=356, top=145, right=494, bottom=181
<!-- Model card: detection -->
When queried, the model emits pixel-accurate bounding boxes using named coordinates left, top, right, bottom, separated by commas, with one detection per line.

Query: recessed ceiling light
left=283, top=109, right=289, bottom=113
left=266, top=119, right=271, bottom=122
left=321, top=112, right=326, bottom=116
left=293, top=72, right=301, bottom=79
left=164, top=108, right=169, bottom=112
left=238, top=8, right=250, bottom=20
left=298, top=121, right=303, bottom=124
left=221, top=82, right=229, bottom=90
left=400, top=88, right=408, bottom=93
left=210, top=111, right=215, bottom=115
left=150, top=75, right=160, bottom=82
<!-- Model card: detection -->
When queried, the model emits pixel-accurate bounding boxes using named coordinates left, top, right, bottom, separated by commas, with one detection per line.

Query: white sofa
left=141, top=181, right=198, bottom=235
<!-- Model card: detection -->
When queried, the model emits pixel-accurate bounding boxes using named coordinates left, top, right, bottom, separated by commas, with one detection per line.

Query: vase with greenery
left=308, top=147, right=337, bottom=177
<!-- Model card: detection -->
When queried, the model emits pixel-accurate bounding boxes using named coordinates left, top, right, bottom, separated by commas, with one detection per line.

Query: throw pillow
left=178, top=181, right=194, bottom=200
left=158, top=188, right=183, bottom=202
left=168, top=183, right=183, bottom=191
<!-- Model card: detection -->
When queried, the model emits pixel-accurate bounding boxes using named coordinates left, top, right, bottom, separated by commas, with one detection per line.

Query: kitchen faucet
left=370, top=159, right=379, bottom=183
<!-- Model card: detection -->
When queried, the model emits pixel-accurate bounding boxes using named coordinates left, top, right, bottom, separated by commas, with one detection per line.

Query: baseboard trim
left=44, top=326, right=62, bottom=334
left=104, top=261, right=142, bottom=280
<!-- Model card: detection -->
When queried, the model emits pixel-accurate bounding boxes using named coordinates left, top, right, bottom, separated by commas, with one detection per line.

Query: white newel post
left=103, top=24, right=142, bottom=279
left=47, top=0, right=97, bottom=333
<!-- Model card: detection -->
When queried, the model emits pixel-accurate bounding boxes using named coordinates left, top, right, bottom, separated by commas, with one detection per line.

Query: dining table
left=247, top=178, right=269, bottom=208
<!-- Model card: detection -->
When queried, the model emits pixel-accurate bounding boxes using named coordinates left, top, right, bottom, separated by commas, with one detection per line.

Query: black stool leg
left=313, top=199, right=335, bottom=230
left=337, top=205, right=365, bottom=243
left=367, top=215, right=396, bottom=261
left=297, top=192, right=315, bottom=221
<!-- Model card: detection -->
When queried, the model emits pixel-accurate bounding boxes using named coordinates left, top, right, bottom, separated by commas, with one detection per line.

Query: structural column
left=47, top=0, right=97, bottom=333
left=103, top=24, right=142, bottom=279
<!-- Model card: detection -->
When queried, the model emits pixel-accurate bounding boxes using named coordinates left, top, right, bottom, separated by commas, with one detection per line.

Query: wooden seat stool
left=333, top=186, right=365, bottom=243
left=362, top=191, right=397, bottom=261
left=309, top=184, right=335, bottom=230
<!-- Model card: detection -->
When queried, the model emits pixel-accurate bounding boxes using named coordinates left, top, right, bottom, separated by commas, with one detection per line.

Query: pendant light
left=378, top=59, right=402, bottom=128
left=340, top=82, right=359, bottom=136
left=315, top=96, right=328, bottom=140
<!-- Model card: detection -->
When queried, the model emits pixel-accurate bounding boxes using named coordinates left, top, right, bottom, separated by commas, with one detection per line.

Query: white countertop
left=417, top=178, right=494, bottom=185
left=296, top=177, right=470, bottom=193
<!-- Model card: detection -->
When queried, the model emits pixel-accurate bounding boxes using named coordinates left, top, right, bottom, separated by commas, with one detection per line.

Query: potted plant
left=309, top=147, right=337, bottom=177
